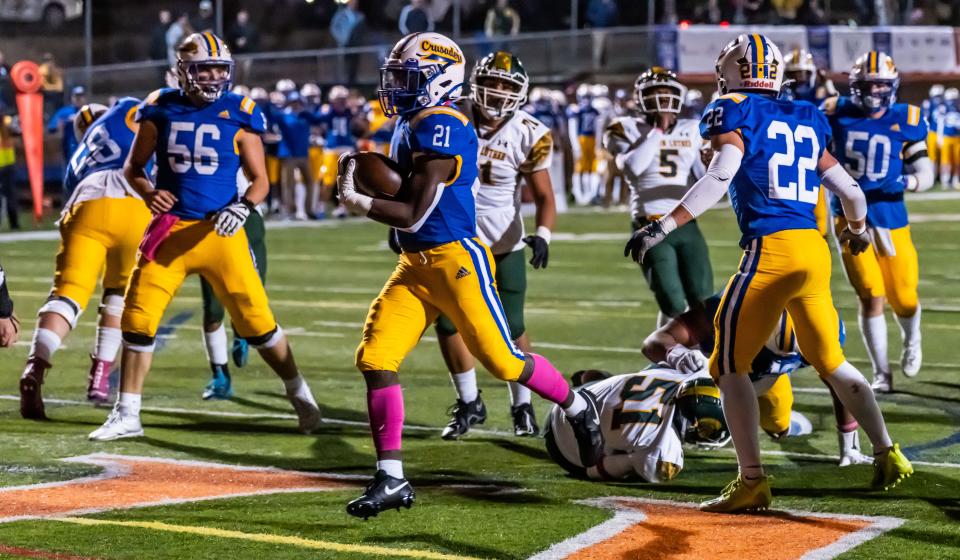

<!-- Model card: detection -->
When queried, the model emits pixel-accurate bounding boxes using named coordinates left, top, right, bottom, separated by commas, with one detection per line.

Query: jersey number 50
left=169, top=122, right=221, bottom=175
left=766, top=120, right=819, bottom=204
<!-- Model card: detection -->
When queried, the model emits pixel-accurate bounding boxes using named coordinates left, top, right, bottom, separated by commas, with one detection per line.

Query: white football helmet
left=276, top=79, right=296, bottom=94
left=850, top=51, right=899, bottom=113
left=379, top=32, right=466, bottom=117
left=231, top=84, right=251, bottom=97
left=715, top=33, right=784, bottom=95
left=328, top=84, right=349, bottom=103
left=300, top=82, right=321, bottom=104
left=944, top=87, right=959, bottom=103
left=634, top=67, right=687, bottom=115
left=72, top=102, right=108, bottom=140
left=784, top=48, right=817, bottom=90
left=929, top=84, right=945, bottom=99
left=175, top=32, right=234, bottom=103
left=249, top=87, right=268, bottom=103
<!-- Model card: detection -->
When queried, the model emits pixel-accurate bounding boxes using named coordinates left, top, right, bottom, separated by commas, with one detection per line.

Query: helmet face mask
left=634, top=67, right=687, bottom=117
left=470, top=52, right=529, bottom=121
left=378, top=33, right=466, bottom=118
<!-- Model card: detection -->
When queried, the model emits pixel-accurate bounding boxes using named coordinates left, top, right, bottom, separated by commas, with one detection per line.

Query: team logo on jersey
left=455, top=266, right=471, bottom=280
left=218, top=110, right=230, bottom=119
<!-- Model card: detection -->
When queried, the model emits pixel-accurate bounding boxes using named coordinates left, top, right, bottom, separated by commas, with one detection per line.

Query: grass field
left=0, top=194, right=957, bottom=559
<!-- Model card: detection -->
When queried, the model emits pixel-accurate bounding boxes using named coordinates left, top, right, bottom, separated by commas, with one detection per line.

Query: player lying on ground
left=822, top=51, right=934, bottom=393
left=642, top=294, right=872, bottom=466
left=545, top=370, right=727, bottom=482
left=336, top=32, right=603, bottom=520
left=603, top=67, right=712, bottom=328
left=89, top=32, right=321, bottom=441
left=626, top=33, right=912, bottom=513
left=20, top=100, right=154, bottom=419
left=198, top=168, right=269, bottom=400
left=433, top=50, right=557, bottom=440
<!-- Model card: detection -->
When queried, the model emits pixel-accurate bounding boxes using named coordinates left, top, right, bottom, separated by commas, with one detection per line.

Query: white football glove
left=666, top=345, right=709, bottom=375
left=337, top=158, right=373, bottom=216
left=214, top=199, right=254, bottom=237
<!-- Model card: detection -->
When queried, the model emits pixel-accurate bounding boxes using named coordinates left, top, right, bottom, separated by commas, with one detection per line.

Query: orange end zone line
left=52, top=517, right=480, bottom=560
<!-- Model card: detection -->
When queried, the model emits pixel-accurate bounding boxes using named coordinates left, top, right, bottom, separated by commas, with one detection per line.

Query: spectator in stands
left=227, top=9, right=259, bottom=53
left=330, top=0, right=366, bottom=86
left=0, top=114, right=18, bottom=230
left=586, top=0, right=617, bottom=69
left=0, top=52, right=12, bottom=113
left=399, top=0, right=434, bottom=34
left=39, top=53, right=64, bottom=116
left=485, top=0, right=521, bottom=38
left=46, top=86, right=85, bottom=193
left=166, top=13, right=193, bottom=67
left=192, top=0, right=216, bottom=33
left=150, top=10, right=172, bottom=61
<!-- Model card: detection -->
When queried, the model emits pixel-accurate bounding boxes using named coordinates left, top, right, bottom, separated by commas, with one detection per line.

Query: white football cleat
left=871, top=371, right=892, bottom=394
left=787, top=411, right=813, bottom=437
left=901, top=342, right=921, bottom=378
left=838, top=430, right=872, bottom=467
left=89, top=405, right=144, bottom=441
left=288, top=385, right=322, bottom=434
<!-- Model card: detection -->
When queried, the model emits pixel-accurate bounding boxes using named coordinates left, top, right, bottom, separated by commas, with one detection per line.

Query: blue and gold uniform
left=355, top=104, right=527, bottom=381
left=121, top=88, right=277, bottom=341
left=316, top=104, right=359, bottom=186
left=823, top=96, right=926, bottom=318
left=53, top=97, right=153, bottom=312
left=570, top=101, right=600, bottom=173
left=700, top=91, right=846, bottom=378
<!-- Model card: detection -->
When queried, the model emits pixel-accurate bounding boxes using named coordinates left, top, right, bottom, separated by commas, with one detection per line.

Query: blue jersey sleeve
left=232, top=96, right=268, bottom=134
left=895, top=104, right=928, bottom=143
left=699, top=94, right=751, bottom=139
left=410, top=109, right=473, bottom=157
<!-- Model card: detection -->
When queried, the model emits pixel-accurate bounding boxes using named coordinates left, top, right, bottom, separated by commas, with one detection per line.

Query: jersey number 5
left=169, top=122, right=221, bottom=175
left=766, top=120, right=819, bottom=204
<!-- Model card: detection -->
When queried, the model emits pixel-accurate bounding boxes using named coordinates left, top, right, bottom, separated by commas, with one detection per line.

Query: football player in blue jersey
left=88, top=32, right=321, bottom=441
left=626, top=34, right=912, bottom=512
left=822, top=52, right=935, bottom=394
left=337, top=32, right=603, bottom=519
left=20, top=99, right=155, bottom=419
left=569, top=84, right=602, bottom=205
left=938, top=88, right=960, bottom=189
left=316, top=85, right=366, bottom=217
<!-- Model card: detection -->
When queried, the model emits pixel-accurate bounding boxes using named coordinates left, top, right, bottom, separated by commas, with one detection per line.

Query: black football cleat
left=346, top=470, right=415, bottom=520
left=511, top=403, right=540, bottom=437
left=440, top=392, right=487, bottom=440
left=567, top=389, right=604, bottom=467
left=20, top=357, right=50, bottom=420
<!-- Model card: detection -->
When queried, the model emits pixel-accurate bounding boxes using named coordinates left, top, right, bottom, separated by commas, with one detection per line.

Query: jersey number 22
left=767, top=120, right=819, bottom=204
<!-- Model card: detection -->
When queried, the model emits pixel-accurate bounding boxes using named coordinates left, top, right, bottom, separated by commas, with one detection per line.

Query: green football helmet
left=470, top=51, right=529, bottom=120
left=676, top=377, right=730, bottom=448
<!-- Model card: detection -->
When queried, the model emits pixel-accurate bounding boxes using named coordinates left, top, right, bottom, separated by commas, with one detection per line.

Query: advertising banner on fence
left=676, top=25, right=959, bottom=75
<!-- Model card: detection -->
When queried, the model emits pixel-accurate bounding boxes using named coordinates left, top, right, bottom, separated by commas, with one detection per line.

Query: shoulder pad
left=143, top=89, right=166, bottom=106
left=819, top=96, right=839, bottom=115
left=699, top=95, right=748, bottom=138
left=409, top=106, right=470, bottom=131
left=718, top=92, right=748, bottom=104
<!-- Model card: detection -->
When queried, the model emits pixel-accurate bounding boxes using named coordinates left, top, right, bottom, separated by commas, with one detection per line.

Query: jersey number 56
left=168, top=122, right=221, bottom=175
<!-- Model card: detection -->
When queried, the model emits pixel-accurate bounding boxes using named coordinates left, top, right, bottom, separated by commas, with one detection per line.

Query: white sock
left=377, top=459, right=403, bottom=479
left=859, top=313, right=889, bottom=375
left=94, top=326, right=122, bottom=362
left=295, top=183, right=306, bottom=214
left=202, top=325, right=229, bottom=366
left=562, top=392, right=587, bottom=417
left=508, top=382, right=532, bottom=407
left=30, top=328, right=62, bottom=364
left=450, top=368, right=478, bottom=404
left=823, top=361, right=893, bottom=452
left=896, top=305, right=921, bottom=348
left=282, top=374, right=305, bottom=394
left=718, top=373, right=764, bottom=480
left=840, top=428, right=860, bottom=453
left=118, top=392, right=141, bottom=416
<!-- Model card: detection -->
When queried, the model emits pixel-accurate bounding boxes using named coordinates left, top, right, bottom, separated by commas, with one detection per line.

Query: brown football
left=341, top=151, right=406, bottom=199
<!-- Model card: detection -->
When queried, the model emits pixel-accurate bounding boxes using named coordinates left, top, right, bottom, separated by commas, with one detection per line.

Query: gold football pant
left=709, top=229, right=845, bottom=378
left=355, top=237, right=526, bottom=380
left=122, top=219, right=277, bottom=340
left=834, top=218, right=919, bottom=318
left=52, top=197, right=152, bottom=308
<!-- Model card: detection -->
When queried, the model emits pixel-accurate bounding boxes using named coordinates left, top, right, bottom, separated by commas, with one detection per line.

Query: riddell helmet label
left=420, top=40, right=462, bottom=63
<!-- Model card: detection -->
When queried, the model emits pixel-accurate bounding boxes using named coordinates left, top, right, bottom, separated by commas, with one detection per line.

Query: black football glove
left=522, top=234, right=549, bottom=269
left=214, top=198, right=255, bottom=237
left=840, top=226, right=871, bottom=256
left=624, top=220, right=668, bottom=264
left=387, top=228, right=402, bottom=255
